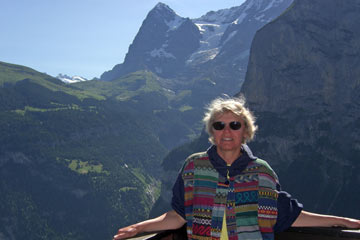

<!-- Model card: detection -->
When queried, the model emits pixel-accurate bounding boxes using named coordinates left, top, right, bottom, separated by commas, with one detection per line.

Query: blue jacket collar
left=206, top=144, right=256, bottom=178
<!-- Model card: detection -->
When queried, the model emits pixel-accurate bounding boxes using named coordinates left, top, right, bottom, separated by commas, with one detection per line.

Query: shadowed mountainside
left=0, top=62, right=168, bottom=239
left=241, top=0, right=360, bottom=217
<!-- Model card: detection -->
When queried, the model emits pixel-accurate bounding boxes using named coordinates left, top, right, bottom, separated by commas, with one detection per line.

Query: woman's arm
left=292, top=210, right=360, bottom=228
left=113, top=210, right=186, bottom=240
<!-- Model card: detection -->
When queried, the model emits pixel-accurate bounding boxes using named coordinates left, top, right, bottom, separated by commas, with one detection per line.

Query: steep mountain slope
left=101, top=3, right=201, bottom=80
left=0, top=62, right=167, bottom=239
left=241, top=0, right=360, bottom=217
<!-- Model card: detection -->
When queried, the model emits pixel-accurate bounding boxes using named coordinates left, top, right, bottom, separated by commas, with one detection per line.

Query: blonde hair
left=203, top=95, right=258, bottom=144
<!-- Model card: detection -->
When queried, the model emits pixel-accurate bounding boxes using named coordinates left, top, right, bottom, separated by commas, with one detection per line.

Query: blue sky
left=1, top=0, right=245, bottom=79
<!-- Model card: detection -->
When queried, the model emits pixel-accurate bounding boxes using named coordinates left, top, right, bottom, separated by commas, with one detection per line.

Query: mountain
left=101, top=3, right=201, bottom=80
left=56, top=74, right=88, bottom=84
left=156, top=0, right=360, bottom=219
left=0, top=62, right=168, bottom=239
left=101, top=0, right=294, bottom=95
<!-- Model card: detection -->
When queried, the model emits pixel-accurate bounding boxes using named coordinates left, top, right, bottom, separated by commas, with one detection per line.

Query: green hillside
left=0, top=61, right=103, bottom=101
left=73, top=70, right=168, bottom=100
left=73, top=70, right=204, bottom=148
left=0, top=62, right=167, bottom=239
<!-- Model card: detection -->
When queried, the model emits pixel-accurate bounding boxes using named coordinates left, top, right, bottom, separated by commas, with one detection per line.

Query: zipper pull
left=225, top=169, right=230, bottom=185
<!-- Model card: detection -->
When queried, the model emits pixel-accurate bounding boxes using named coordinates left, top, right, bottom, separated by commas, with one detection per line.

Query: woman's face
left=212, top=111, right=247, bottom=155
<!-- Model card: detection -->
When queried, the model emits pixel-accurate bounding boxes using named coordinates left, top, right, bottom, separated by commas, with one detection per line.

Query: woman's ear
left=243, top=130, right=250, bottom=143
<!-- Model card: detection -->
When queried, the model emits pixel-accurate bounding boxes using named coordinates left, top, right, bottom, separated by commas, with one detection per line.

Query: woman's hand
left=337, top=217, right=360, bottom=229
left=292, top=210, right=360, bottom=229
left=113, top=210, right=186, bottom=240
left=113, top=224, right=142, bottom=240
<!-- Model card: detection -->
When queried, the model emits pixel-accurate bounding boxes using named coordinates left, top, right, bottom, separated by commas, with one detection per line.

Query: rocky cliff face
left=241, top=0, right=360, bottom=217
left=101, top=3, right=201, bottom=80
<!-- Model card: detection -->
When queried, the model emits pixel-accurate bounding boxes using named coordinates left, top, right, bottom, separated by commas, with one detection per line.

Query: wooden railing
left=129, top=225, right=360, bottom=240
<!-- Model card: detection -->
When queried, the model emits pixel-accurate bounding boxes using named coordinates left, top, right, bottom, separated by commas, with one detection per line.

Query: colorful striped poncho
left=182, top=151, right=279, bottom=240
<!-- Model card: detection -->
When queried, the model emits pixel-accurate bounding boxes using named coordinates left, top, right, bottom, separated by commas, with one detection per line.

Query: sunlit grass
left=57, top=158, right=109, bottom=175
left=179, top=105, right=193, bottom=112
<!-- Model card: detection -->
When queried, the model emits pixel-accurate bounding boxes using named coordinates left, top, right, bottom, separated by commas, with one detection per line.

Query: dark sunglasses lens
left=212, top=122, right=225, bottom=130
left=230, top=121, right=242, bottom=130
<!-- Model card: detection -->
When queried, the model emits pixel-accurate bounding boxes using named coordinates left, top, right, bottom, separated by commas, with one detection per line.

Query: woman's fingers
left=113, top=225, right=138, bottom=240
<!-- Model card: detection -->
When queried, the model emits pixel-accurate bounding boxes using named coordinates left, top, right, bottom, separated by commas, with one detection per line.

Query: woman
left=114, top=96, right=360, bottom=240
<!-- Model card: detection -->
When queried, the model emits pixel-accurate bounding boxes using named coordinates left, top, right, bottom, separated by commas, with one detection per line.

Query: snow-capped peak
left=56, top=74, right=88, bottom=84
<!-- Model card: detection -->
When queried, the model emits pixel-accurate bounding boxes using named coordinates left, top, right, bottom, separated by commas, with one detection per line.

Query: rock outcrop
left=241, top=0, right=360, bottom=217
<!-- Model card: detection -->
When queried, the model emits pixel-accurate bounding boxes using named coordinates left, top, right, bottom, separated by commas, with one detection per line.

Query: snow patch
left=234, top=12, right=248, bottom=25
left=261, top=0, right=282, bottom=12
left=222, top=30, right=238, bottom=45
left=165, top=15, right=185, bottom=31
left=186, top=48, right=220, bottom=65
left=254, top=13, right=267, bottom=22
left=150, top=46, right=176, bottom=59
left=57, top=74, right=88, bottom=84
left=196, top=7, right=238, bottom=24
left=187, top=21, right=230, bottom=64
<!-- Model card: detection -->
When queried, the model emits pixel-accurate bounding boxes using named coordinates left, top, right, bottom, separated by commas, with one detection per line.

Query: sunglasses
left=212, top=121, right=242, bottom=131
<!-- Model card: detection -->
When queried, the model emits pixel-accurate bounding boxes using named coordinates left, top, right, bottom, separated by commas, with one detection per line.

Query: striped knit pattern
left=182, top=152, right=279, bottom=240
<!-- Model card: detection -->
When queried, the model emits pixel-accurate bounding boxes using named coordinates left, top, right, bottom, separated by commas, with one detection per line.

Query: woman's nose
left=223, top=125, right=232, bottom=132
